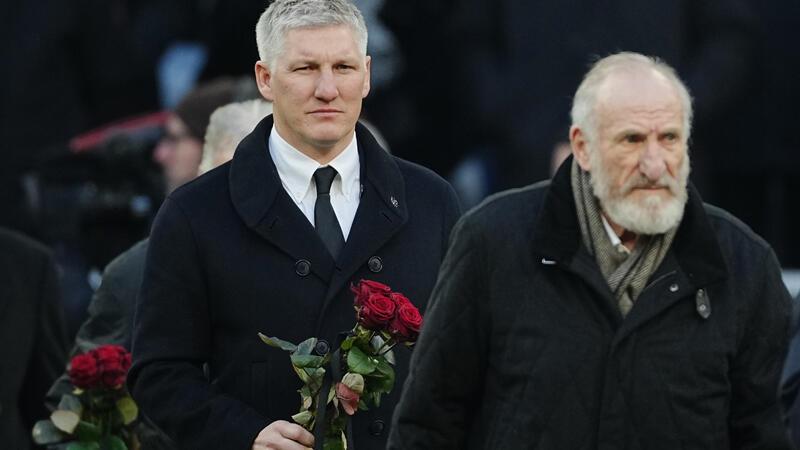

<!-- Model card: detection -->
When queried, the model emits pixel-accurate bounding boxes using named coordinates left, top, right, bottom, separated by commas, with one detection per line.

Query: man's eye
left=294, top=66, right=311, bottom=72
left=662, top=133, right=678, bottom=142
left=624, top=134, right=644, bottom=143
left=336, top=64, right=354, bottom=71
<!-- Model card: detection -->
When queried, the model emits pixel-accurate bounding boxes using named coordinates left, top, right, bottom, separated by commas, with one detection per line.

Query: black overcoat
left=129, top=116, right=461, bottom=450
left=0, top=228, right=68, bottom=450
left=389, top=158, right=794, bottom=449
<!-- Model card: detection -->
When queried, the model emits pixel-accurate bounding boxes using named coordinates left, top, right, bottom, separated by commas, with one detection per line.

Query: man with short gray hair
left=129, top=1, right=460, bottom=450
left=389, top=52, right=793, bottom=449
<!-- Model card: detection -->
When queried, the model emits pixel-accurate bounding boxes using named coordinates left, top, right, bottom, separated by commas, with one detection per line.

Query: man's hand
left=252, top=420, right=315, bottom=450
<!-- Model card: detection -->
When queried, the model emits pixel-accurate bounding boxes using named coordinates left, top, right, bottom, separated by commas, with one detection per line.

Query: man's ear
left=361, top=55, right=372, bottom=98
left=570, top=125, right=592, bottom=171
left=255, top=61, right=275, bottom=101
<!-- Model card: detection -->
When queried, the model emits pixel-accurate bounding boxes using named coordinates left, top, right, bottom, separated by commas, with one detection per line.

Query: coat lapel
left=229, top=116, right=335, bottom=283
left=315, top=122, right=408, bottom=329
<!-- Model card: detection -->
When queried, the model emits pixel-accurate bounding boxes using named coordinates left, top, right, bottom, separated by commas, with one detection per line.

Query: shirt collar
left=601, top=214, right=631, bottom=255
left=268, top=125, right=360, bottom=201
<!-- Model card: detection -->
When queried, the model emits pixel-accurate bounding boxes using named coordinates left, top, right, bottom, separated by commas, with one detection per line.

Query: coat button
left=314, top=340, right=330, bottom=356
left=368, top=419, right=385, bottom=436
left=295, top=259, right=311, bottom=277
left=368, top=256, right=383, bottom=273
left=669, top=283, right=679, bottom=293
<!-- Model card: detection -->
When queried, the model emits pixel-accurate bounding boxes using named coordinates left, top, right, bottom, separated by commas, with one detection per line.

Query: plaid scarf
left=571, top=159, right=676, bottom=317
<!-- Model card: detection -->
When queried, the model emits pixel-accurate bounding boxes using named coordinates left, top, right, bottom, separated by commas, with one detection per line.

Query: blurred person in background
left=1, top=0, right=191, bottom=237
left=44, top=95, right=269, bottom=449
left=153, top=78, right=241, bottom=193
left=0, top=227, right=68, bottom=450
left=199, top=99, right=273, bottom=174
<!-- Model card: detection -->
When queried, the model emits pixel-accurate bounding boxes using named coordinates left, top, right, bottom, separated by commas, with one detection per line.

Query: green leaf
left=101, top=435, right=128, bottom=450
left=341, top=372, right=365, bottom=394
left=31, top=420, right=66, bottom=445
left=295, top=338, right=318, bottom=356
left=369, top=358, right=396, bottom=393
left=258, top=333, right=297, bottom=352
left=66, top=442, right=101, bottom=450
left=75, top=420, right=102, bottom=442
left=383, top=348, right=396, bottom=365
left=116, top=395, right=139, bottom=425
left=50, top=410, right=81, bottom=434
left=346, top=346, right=378, bottom=375
left=322, top=431, right=347, bottom=450
left=295, top=366, right=325, bottom=392
left=58, top=394, right=84, bottom=415
left=290, top=354, right=325, bottom=368
left=300, top=385, right=314, bottom=410
left=340, top=336, right=354, bottom=351
left=292, top=410, right=314, bottom=427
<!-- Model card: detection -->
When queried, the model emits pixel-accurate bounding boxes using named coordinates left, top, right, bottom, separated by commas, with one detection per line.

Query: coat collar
left=531, top=155, right=728, bottom=289
left=229, top=115, right=408, bottom=320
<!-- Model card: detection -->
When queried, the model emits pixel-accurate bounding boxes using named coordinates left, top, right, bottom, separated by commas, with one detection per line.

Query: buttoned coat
left=389, top=158, right=793, bottom=450
left=129, top=116, right=461, bottom=450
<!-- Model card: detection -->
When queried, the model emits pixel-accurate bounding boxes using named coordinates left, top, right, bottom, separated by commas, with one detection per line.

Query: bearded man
left=388, top=52, right=794, bottom=449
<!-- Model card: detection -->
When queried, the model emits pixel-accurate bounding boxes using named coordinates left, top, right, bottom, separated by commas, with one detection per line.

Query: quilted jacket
left=389, top=158, right=794, bottom=449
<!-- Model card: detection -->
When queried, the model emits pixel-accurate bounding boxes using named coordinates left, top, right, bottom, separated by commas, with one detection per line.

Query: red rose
left=358, top=293, right=397, bottom=330
left=351, top=280, right=392, bottom=308
left=69, top=353, right=100, bottom=389
left=92, top=345, right=131, bottom=388
left=389, top=295, right=423, bottom=342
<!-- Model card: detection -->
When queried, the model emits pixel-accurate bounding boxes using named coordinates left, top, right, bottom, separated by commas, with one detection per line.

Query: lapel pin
left=390, top=196, right=399, bottom=208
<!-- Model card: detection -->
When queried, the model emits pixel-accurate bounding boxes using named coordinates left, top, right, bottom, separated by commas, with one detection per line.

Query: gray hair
left=570, top=52, right=693, bottom=143
left=255, top=0, right=368, bottom=69
left=200, top=99, right=274, bottom=174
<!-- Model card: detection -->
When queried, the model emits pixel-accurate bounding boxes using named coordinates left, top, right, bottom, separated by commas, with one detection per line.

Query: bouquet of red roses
left=33, top=344, right=139, bottom=450
left=259, top=280, right=423, bottom=450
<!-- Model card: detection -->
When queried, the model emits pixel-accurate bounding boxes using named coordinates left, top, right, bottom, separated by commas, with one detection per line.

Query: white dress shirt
left=602, top=215, right=631, bottom=255
left=268, top=126, right=361, bottom=239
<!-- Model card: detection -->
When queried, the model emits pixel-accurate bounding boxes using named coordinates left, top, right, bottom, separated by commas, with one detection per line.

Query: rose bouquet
left=259, top=280, right=422, bottom=450
left=33, top=345, right=139, bottom=450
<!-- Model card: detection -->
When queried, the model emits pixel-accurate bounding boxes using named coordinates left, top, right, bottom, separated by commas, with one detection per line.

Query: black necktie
left=313, top=166, right=345, bottom=259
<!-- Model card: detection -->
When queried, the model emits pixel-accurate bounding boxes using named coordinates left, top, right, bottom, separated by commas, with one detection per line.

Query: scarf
left=571, top=159, right=677, bottom=316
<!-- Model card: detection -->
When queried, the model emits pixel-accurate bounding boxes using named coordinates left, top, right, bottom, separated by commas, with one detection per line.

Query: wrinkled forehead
left=595, top=69, right=683, bottom=120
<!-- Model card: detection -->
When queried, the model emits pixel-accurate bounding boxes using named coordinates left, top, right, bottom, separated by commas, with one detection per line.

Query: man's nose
left=639, top=138, right=667, bottom=181
left=315, top=69, right=339, bottom=102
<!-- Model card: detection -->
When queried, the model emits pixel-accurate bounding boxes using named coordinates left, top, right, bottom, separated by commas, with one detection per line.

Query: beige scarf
left=571, top=160, right=677, bottom=316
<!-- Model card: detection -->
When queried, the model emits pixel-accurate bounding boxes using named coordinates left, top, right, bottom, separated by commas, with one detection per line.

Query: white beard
left=589, top=150, right=690, bottom=235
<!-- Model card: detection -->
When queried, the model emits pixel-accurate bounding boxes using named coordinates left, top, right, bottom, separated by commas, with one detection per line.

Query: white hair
left=200, top=100, right=273, bottom=174
left=255, top=0, right=368, bottom=70
left=571, top=52, right=693, bottom=144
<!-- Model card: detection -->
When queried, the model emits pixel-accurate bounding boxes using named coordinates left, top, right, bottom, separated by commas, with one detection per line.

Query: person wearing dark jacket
left=389, top=52, right=793, bottom=449
left=0, top=227, right=68, bottom=450
left=784, top=294, right=800, bottom=446
left=128, top=1, right=461, bottom=450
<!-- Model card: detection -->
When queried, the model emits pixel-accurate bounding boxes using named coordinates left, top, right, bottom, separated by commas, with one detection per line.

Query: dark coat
left=129, top=116, right=461, bottom=450
left=783, top=295, right=800, bottom=447
left=0, top=228, right=68, bottom=450
left=389, top=159, right=793, bottom=449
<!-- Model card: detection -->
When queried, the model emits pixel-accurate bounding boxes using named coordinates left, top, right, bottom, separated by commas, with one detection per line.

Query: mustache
left=620, top=174, right=681, bottom=195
